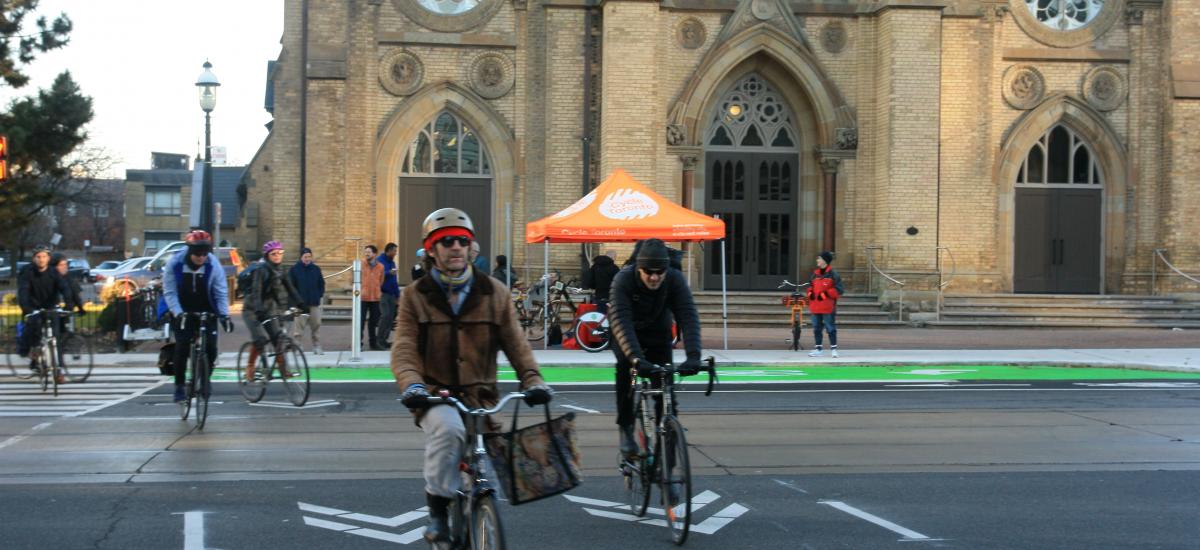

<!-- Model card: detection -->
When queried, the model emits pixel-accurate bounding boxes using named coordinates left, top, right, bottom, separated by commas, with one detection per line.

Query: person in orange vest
left=806, top=251, right=844, bottom=358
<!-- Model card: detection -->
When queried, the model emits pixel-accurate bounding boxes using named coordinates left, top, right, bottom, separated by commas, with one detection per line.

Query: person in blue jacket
left=162, top=230, right=234, bottom=402
left=289, top=247, right=326, bottom=354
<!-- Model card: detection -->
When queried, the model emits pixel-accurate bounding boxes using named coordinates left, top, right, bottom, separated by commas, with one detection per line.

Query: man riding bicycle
left=162, top=230, right=235, bottom=403
left=242, top=240, right=306, bottom=380
left=391, top=207, right=554, bottom=544
left=16, top=245, right=74, bottom=379
left=608, top=239, right=703, bottom=458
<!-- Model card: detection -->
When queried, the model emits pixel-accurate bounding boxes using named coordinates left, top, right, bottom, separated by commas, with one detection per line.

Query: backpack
left=236, top=261, right=262, bottom=296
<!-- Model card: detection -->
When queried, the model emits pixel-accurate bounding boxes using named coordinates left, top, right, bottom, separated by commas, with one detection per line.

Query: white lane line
left=563, top=495, right=625, bottom=507
left=302, top=515, right=357, bottom=531
left=582, top=508, right=644, bottom=522
left=348, top=526, right=422, bottom=544
left=886, top=384, right=1032, bottom=388
left=0, top=421, right=53, bottom=450
left=69, top=379, right=169, bottom=418
left=178, top=511, right=208, bottom=550
left=340, top=509, right=425, bottom=528
left=247, top=400, right=340, bottom=410
left=819, top=500, right=930, bottom=541
left=559, top=404, right=601, bottom=414
left=773, top=479, right=809, bottom=494
left=298, top=501, right=351, bottom=516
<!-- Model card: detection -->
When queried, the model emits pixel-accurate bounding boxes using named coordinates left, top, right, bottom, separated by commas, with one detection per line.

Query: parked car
left=0, top=260, right=29, bottom=282
left=100, top=242, right=242, bottom=301
left=66, top=258, right=92, bottom=282
left=90, top=260, right=123, bottom=279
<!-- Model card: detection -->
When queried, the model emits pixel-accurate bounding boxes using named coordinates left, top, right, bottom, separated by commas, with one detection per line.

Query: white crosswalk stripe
left=0, top=367, right=167, bottom=417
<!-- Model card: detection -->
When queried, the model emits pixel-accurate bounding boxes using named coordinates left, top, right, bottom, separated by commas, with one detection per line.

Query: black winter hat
left=636, top=239, right=670, bottom=270
left=819, top=251, right=834, bottom=264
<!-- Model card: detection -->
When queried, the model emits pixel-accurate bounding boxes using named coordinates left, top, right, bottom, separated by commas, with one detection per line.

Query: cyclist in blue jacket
left=162, top=230, right=234, bottom=402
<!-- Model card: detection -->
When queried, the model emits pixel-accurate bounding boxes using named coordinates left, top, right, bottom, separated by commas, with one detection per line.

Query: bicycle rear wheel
left=661, top=415, right=692, bottom=545
left=280, top=340, right=311, bottom=406
left=574, top=313, right=609, bottom=353
left=59, top=333, right=94, bottom=383
left=522, top=305, right=545, bottom=341
left=236, top=341, right=267, bottom=403
left=470, top=493, right=506, bottom=550
left=49, top=344, right=60, bottom=397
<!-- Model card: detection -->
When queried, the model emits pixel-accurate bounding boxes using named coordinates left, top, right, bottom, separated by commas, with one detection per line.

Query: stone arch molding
left=995, top=93, right=1129, bottom=293
left=668, top=24, right=855, bottom=149
left=375, top=81, right=515, bottom=248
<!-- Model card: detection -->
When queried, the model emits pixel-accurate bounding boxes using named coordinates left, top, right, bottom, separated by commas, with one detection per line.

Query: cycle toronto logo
left=599, top=188, right=659, bottom=220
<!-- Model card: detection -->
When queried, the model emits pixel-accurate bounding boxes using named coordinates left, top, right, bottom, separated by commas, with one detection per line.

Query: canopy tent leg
left=721, top=237, right=728, bottom=350
left=544, top=238, right=549, bottom=350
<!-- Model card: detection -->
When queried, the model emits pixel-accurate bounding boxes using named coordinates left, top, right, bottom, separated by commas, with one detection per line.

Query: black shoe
left=424, top=493, right=452, bottom=543
left=619, top=425, right=639, bottom=457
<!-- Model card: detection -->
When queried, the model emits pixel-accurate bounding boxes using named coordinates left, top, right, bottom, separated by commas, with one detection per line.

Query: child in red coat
left=806, top=251, right=844, bottom=357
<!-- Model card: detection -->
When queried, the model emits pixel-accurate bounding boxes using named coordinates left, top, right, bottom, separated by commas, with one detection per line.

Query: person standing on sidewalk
left=582, top=252, right=619, bottom=313
left=411, top=248, right=426, bottom=282
left=392, top=207, right=553, bottom=544
left=289, top=247, right=325, bottom=355
left=490, top=254, right=519, bottom=287
left=377, top=242, right=401, bottom=349
left=806, top=251, right=844, bottom=358
left=608, top=239, right=703, bottom=457
left=361, top=244, right=385, bottom=350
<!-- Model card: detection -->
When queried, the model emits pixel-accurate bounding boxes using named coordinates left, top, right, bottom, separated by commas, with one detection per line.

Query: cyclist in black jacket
left=16, top=246, right=73, bottom=376
left=607, top=238, right=703, bottom=456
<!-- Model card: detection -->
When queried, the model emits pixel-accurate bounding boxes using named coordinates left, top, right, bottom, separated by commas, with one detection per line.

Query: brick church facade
left=241, top=0, right=1198, bottom=295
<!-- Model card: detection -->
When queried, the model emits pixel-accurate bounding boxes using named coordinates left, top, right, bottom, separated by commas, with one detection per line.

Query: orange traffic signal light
left=0, top=135, right=7, bottom=182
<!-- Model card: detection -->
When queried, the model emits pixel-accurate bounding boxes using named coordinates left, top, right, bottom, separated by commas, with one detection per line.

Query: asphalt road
left=1, top=380, right=1198, bottom=549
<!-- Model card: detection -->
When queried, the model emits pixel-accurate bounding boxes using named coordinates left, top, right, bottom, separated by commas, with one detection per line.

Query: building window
left=145, top=188, right=181, bottom=215
left=706, top=74, right=799, bottom=151
left=417, top=0, right=480, bottom=15
left=401, top=111, right=491, bottom=176
left=1016, top=124, right=1102, bottom=186
left=143, top=232, right=180, bottom=256
left=94, top=204, right=109, bottom=218
left=65, top=202, right=77, bottom=217
left=1025, top=0, right=1105, bottom=31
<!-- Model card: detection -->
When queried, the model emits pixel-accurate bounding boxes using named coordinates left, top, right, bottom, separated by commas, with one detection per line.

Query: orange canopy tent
left=526, top=168, right=725, bottom=243
left=525, top=169, right=732, bottom=348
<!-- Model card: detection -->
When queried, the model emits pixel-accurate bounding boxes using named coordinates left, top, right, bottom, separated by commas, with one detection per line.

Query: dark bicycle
left=619, top=356, right=717, bottom=545
left=423, top=391, right=530, bottom=550
left=236, top=307, right=311, bottom=406
left=178, top=311, right=217, bottom=430
left=21, top=308, right=74, bottom=395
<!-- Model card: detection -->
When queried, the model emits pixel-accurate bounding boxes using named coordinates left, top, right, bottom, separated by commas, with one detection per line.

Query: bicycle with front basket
left=423, top=390, right=530, bottom=550
left=620, top=356, right=717, bottom=545
left=236, top=307, right=311, bottom=406
left=778, top=280, right=810, bottom=351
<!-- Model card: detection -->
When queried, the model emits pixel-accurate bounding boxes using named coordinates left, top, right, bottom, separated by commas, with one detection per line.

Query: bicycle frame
left=25, top=308, right=70, bottom=393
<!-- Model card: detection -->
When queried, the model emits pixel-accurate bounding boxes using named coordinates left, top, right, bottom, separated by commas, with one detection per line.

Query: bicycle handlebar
left=23, top=308, right=72, bottom=322
left=425, top=391, right=528, bottom=416
left=179, top=311, right=216, bottom=331
left=632, top=356, right=719, bottom=396
left=777, top=280, right=811, bottom=289
left=262, top=307, right=310, bottom=327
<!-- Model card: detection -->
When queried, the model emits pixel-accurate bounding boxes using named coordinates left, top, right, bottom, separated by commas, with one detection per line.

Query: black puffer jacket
left=582, top=255, right=620, bottom=302
left=607, top=265, right=702, bottom=363
left=244, top=261, right=303, bottom=318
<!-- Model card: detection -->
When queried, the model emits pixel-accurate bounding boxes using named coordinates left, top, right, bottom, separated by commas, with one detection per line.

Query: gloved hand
left=676, top=358, right=704, bottom=376
left=524, top=384, right=554, bottom=406
left=633, top=357, right=662, bottom=377
left=219, top=316, right=235, bottom=334
left=401, top=383, right=430, bottom=409
left=817, top=291, right=828, bottom=301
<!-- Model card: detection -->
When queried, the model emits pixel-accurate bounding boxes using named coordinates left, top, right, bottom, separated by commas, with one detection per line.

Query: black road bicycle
left=620, top=356, right=717, bottom=545
left=236, top=308, right=311, bottom=406
left=178, top=311, right=217, bottom=430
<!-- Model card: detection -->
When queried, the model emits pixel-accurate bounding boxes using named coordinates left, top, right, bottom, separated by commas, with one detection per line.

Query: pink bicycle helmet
left=262, top=240, right=284, bottom=254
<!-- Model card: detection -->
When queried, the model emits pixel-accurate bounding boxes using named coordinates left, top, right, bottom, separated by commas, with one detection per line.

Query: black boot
left=424, top=493, right=452, bottom=543
left=619, top=424, right=639, bottom=457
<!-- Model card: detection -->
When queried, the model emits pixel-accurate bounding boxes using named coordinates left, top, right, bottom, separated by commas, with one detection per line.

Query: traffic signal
left=0, top=135, right=7, bottom=182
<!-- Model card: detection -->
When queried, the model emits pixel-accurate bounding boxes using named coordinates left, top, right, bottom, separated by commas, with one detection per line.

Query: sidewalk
left=90, top=348, right=1200, bottom=373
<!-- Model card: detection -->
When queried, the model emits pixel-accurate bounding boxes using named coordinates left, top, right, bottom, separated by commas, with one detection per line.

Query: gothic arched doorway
left=398, top=111, right=494, bottom=264
left=704, top=74, right=801, bottom=290
left=1013, top=124, right=1103, bottom=293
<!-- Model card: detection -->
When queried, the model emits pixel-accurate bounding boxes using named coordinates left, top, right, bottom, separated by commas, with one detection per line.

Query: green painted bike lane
left=212, top=364, right=1200, bottom=383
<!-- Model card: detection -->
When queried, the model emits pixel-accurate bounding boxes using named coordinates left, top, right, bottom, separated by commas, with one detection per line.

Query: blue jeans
left=812, top=313, right=837, bottom=347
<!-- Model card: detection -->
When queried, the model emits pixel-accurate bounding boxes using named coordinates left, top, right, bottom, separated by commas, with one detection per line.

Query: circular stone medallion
left=821, top=21, right=848, bottom=54
left=1001, top=64, right=1046, bottom=110
left=1082, top=66, right=1126, bottom=112
left=677, top=18, right=706, bottom=50
left=469, top=53, right=514, bottom=99
left=379, top=50, right=423, bottom=96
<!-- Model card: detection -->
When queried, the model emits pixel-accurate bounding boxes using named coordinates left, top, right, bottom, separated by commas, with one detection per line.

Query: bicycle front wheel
left=470, top=493, right=506, bottom=550
left=236, top=341, right=267, bottom=403
left=574, top=312, right=609, bottom=353
left=661, top=415, right=692, bottom=545
left=280, top=340, right=311, bottom=406
left=522, top=305, right=545, bottom=342
left=623, top=399, right=652, bottom=517
left=192, top=350, right=211, bottom=430
left=59, top=333, right=94, bottom=383
left=49, top=344, right=60, bottom=397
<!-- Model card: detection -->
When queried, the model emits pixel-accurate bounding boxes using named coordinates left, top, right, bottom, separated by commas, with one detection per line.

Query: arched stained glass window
left=1025, top=0, right=1105, bottom=31
left=1016, top=124, right=1102, bottom=186
left=706, top=74, right=799, bottom=151
left=401, top=111, right=491, bottom=176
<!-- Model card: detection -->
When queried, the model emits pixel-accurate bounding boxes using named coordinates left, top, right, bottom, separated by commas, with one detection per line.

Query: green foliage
left=0, top=0, right=72, bottom=89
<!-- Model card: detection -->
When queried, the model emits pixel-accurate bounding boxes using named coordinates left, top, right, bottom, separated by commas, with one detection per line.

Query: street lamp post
left=195, top=60, right=220, bottom=233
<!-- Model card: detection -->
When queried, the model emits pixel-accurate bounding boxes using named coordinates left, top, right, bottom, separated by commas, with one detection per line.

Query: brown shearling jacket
left=391, top=271, right=544, bottom=416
